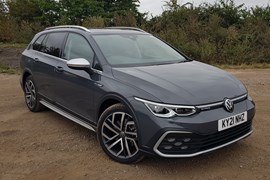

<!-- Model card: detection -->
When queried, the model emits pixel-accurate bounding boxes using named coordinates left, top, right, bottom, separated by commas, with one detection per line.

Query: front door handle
left=55, top=66, right=64, bottom=73
left=33, top=58, right=39, bottom=63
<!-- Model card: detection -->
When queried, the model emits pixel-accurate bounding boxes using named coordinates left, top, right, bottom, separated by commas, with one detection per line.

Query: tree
left=199, top=0, right=245, bottom=28
left=7, top=0, right=42, bottom=23
left=164, top=0, right=193, bottom=12
left=102, top=0, right=144, bottom=26
left=58, top=0, right=104, bottom=25
left=37, top=0, right=60, bottom=26
left=0, top=0, right=8, bottom=15
left=251, top=6, right=270, bottom=25
left=164, top=0, right=180, bottom=11
left=103, top=0, right=140, bottom=16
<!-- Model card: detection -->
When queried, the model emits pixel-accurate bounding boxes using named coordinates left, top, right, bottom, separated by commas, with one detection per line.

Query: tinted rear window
left=42, top=32, right=66, bottom=57
left=32, top=34, right=46, bottom=51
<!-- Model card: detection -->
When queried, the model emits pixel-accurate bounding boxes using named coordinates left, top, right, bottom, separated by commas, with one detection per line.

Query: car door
left=31, top=32, right=67, bottom=102
left=54, top=32, right=100, bottom=122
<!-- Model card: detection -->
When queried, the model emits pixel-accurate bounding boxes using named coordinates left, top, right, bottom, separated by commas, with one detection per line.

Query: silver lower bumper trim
left=153, top=130, right=253, bottom=158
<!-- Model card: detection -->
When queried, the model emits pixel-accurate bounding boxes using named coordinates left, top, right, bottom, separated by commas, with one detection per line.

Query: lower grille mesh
left=157, top=121, right=252, bottom=155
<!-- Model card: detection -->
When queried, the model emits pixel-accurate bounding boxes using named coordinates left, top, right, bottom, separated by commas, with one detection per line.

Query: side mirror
left=67, top=58, right=91, bottom=71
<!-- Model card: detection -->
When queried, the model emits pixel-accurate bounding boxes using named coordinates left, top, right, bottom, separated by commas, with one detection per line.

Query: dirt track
left=0, top=69, right=269, bottom=180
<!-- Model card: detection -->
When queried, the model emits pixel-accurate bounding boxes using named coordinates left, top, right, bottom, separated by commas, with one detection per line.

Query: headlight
left=134, top=97, right=197, bottom=118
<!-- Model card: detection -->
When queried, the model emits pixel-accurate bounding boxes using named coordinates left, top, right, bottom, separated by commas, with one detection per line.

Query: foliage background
left=0, top=0, right=269, bottom=65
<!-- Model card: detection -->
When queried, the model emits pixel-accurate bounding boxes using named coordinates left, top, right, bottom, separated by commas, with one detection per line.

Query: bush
left=0, top=16, right=16, bottom=42
left=0, top=15, right=43, bottom=44
left=113, top=12, right=137, bottom=27
left=0, top=0, right=269, bottom=65
left=144, top=0, right=270, bottom=65
left=15, top=21, right=43, bottom=43
left=82, top=16, right=105, bottom=28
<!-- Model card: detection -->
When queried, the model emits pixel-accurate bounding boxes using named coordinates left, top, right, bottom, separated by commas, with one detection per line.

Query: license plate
left=218, top=112, right=247, bottom=131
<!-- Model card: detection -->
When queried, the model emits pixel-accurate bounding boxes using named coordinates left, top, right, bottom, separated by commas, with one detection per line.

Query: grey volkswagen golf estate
left=20, top=26, right=255, bottom=163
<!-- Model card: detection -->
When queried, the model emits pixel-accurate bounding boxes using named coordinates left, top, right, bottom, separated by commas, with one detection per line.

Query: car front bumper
left=129, top=97, right=255, bottom=157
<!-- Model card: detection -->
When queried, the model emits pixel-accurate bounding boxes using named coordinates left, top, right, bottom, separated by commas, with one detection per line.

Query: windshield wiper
left=152, top=58, right=193, bottom=66
left=180, top=59, right=192, bottom=63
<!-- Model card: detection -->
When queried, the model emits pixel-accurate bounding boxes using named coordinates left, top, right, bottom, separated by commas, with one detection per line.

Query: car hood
left=112, top=61, right=247, bottom=105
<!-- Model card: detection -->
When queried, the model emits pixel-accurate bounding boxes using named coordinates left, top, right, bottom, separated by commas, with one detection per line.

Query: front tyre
left=24, top=76, right=45, bottom=112
left=97, top=103, right=144, bottom=163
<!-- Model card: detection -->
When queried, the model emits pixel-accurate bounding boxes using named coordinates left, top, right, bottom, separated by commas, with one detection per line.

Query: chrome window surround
left=30, top=45, right=103, bottom=75
left=153, top=130, right=253, bottom=158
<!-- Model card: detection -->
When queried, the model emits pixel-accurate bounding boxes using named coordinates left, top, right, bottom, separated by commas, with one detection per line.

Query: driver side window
left=63, top=33, right=94, bottom=63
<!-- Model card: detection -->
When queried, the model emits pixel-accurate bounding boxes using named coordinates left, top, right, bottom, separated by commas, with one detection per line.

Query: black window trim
left=31, top=32, right=71, bottom=62
left=31, top=34, right=47, bottom=51
left=62, top=32, right=103, bottom=72
left=42, top=32, right=68, bottom=58
left=31, top=31, right=103, bottom=74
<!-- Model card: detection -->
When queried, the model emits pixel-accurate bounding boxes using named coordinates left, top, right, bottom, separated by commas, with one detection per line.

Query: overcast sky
left=138, top=0, right=270, bottom=16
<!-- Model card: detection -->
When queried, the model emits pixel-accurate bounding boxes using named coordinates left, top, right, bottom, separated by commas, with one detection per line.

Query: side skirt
left=40, top=100, right=96, bottom=132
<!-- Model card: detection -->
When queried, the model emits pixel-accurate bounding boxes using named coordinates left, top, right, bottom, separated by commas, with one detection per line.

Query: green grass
left=0, top=65, right=20, bottom=74
left=0, top=43, right=27, bottom=49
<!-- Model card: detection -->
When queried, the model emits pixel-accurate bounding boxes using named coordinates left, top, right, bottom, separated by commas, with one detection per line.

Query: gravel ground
left=0, top=69, right=269, bottom=180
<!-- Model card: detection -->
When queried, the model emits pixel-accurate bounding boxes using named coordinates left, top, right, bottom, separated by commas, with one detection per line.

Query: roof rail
left=45, top=25, right=90, bottom=32
left=105, top=27, right=145, bottom=32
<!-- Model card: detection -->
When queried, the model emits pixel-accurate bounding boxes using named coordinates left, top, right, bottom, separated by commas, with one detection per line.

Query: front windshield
left=93, top=34, right=186, bottom=66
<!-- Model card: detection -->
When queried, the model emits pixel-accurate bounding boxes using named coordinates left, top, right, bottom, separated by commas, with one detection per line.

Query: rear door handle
left=55, top=66, right=64, bottom=73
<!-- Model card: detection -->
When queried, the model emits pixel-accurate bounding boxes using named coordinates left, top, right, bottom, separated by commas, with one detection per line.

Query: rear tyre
left=97, top=103, right=144, bottom=163
left=24, top=76, right=45, bottom=112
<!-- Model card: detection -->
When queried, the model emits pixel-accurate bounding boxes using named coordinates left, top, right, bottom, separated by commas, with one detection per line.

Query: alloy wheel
left=24, top=80, right=36, bottom=109
left=101, top=112, right=139, bottom=159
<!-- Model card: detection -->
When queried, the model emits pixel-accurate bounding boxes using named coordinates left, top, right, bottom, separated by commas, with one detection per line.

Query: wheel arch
left=96, top=93, right=144, bottom=158
left=22, top=69, right=32, bottom=88
left=96, top=94, right=138, bottom=124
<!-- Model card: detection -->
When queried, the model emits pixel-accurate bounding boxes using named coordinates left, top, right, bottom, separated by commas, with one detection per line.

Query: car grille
left=197, top=94, right=247, bottom=111
left=157, top=120, right=252, bottom=155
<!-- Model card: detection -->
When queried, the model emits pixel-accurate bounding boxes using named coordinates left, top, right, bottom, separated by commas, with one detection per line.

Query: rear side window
left=63, top=33, right=94, bottom=63
left=32, top=34, right=46, bottom=51
left=43, top=32, right=66, bottom=58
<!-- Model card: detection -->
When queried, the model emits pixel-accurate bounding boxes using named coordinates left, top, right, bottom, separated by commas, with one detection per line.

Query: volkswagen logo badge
left=224, top=98, right=234, bottom=112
